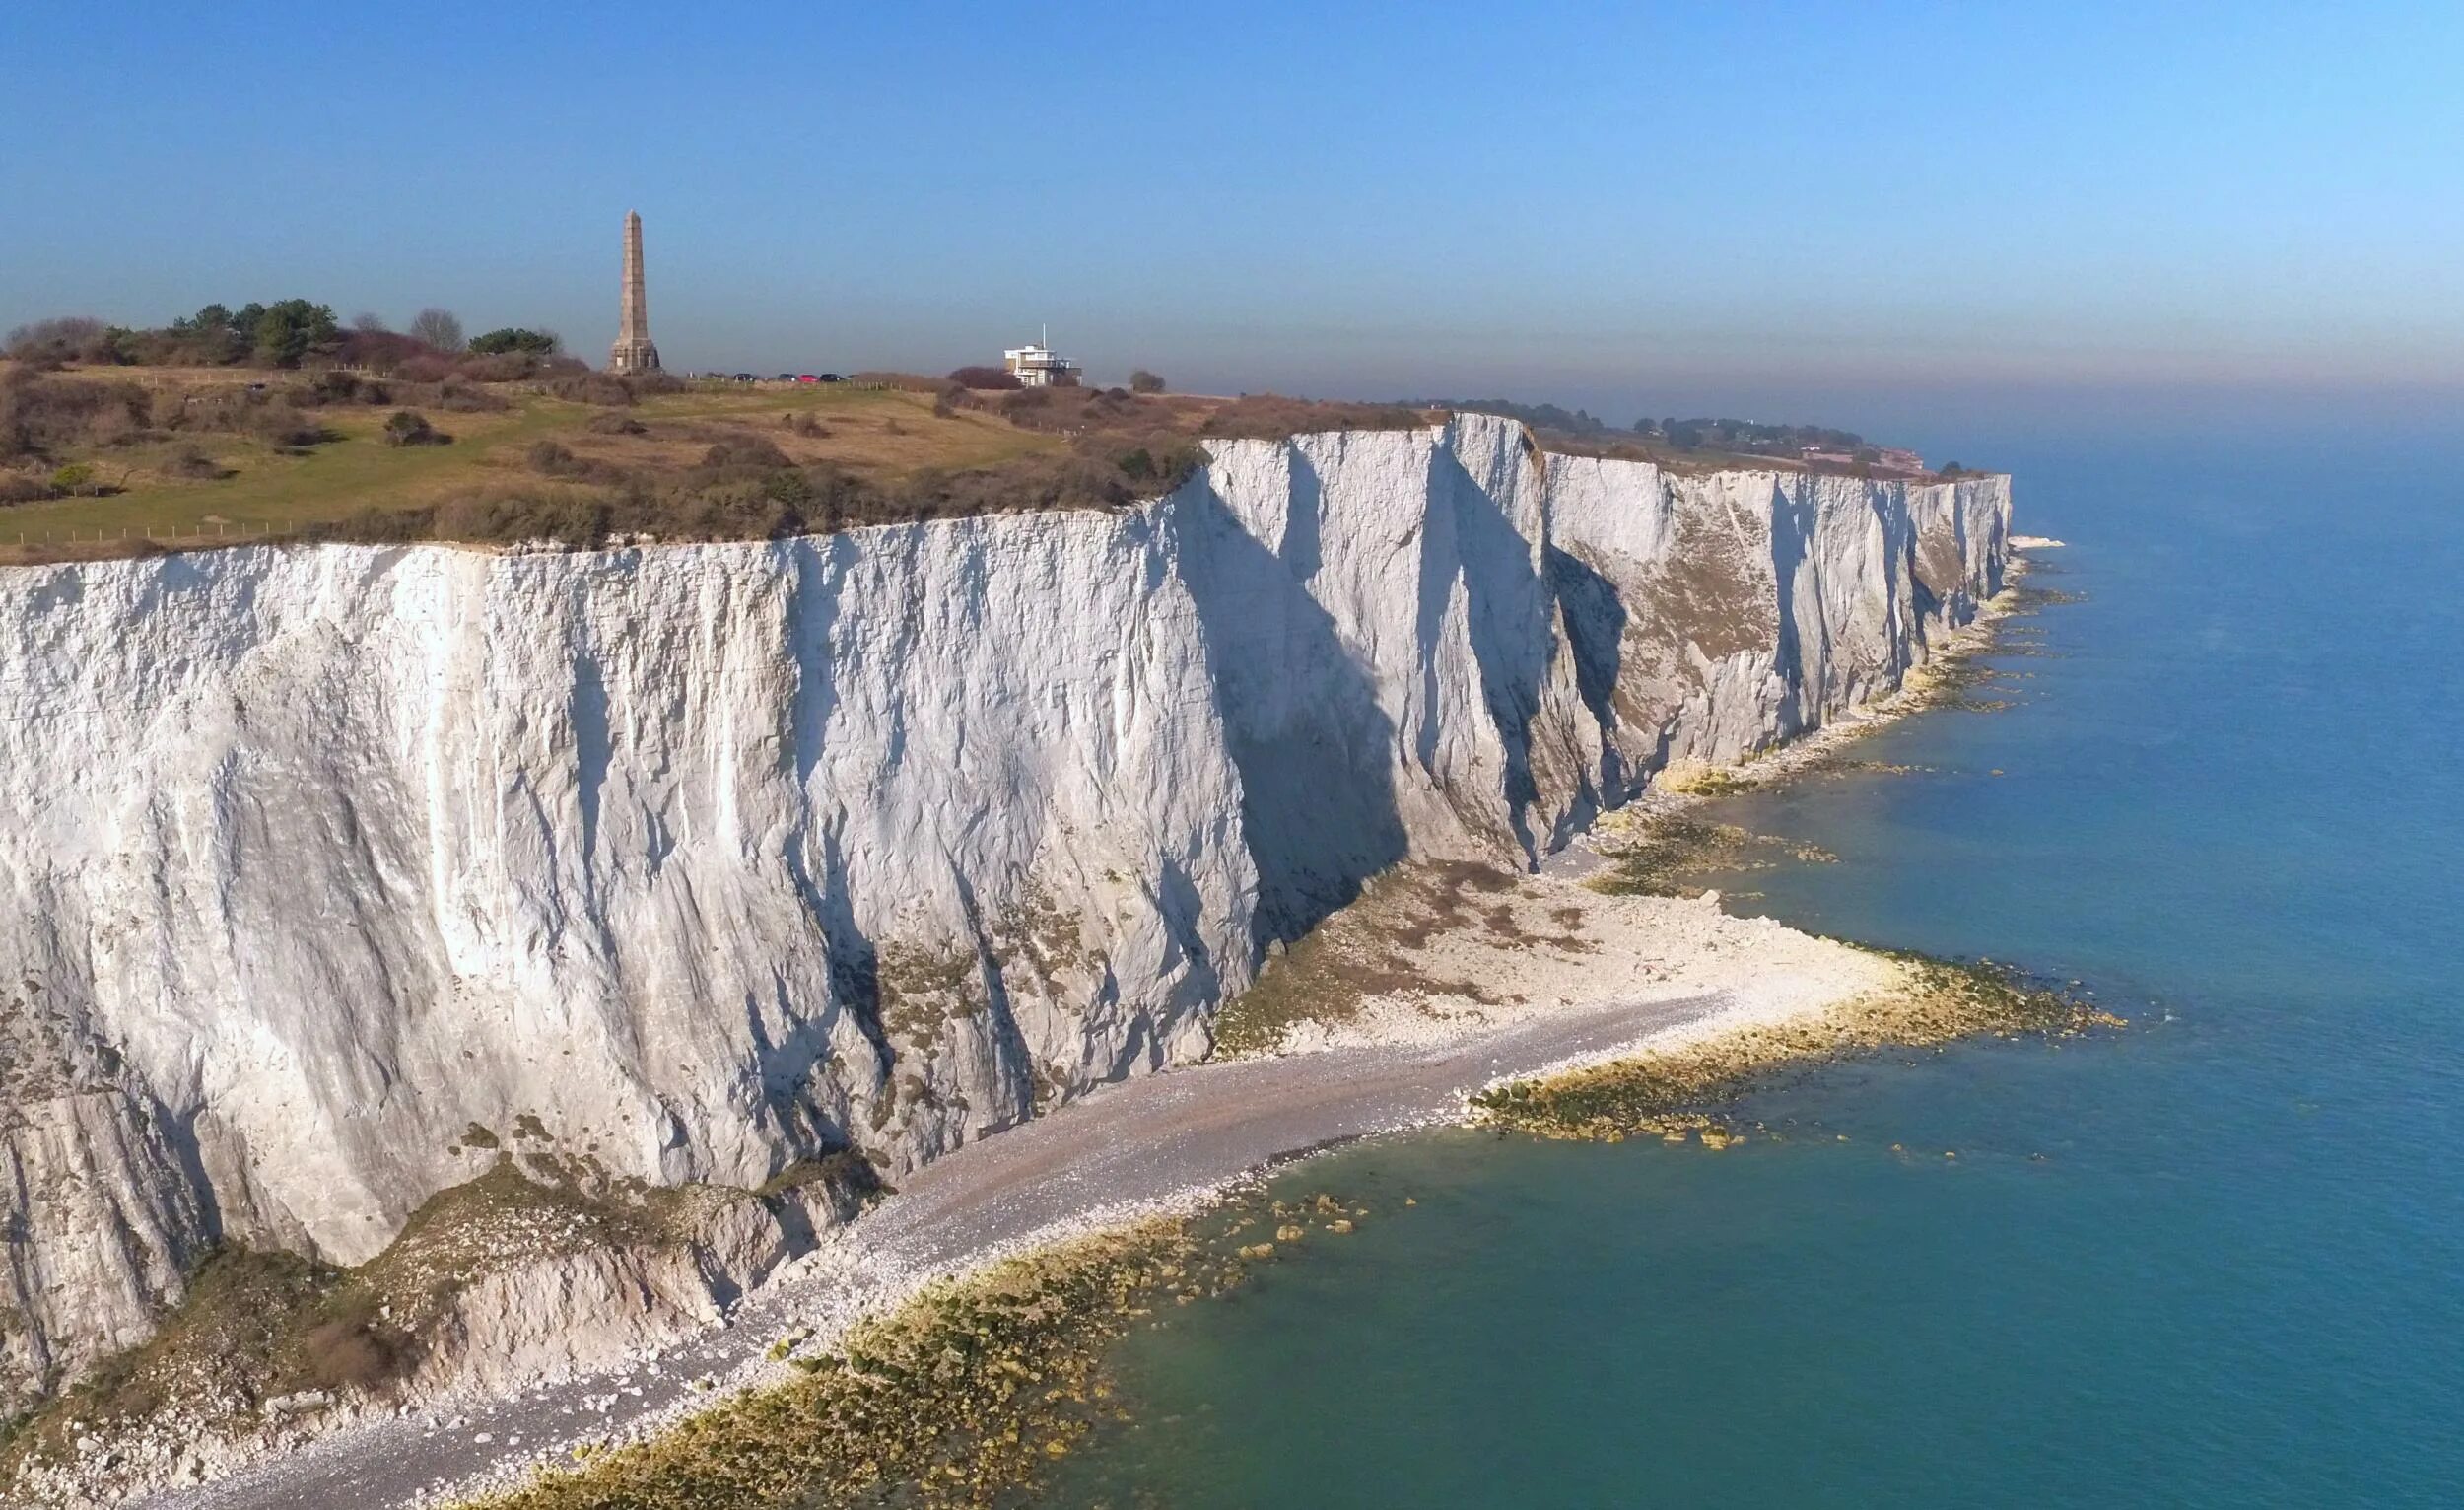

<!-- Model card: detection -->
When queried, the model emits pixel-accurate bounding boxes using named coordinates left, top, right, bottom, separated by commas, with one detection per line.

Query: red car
left=795, top=374, right=819, bottom=383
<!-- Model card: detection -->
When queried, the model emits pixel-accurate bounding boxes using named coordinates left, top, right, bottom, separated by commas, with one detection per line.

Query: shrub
left=392, top=354, right=454, bottom=384
left=435, top=380, right=510, bottom=414
left=545, top=373, right=637, bottom=407
left=1200, top=394, right=1429, bottom=440
left=307, top=371, right=390, bottom=406
left=995, top=384, right=1169, bottom=435
left=586, top=412, right=647, bottom=436
left=1104, top=440, right=1209, bottom=492
left=250, top=404, right=336, bottom=447
left=946, top=365, right=1021, bottom=390
left=1129, top=369, right=1166, bottom=394
left=780, top=413, right=829, bottom=438
left=433, top=493, right=613, bottom=550
left=302, top=504, right=441, bottom=544
left=0, top=368, right=155, bottom=458
left=381, top=409, right=449, bottom=447
left=699, top=435, right=793, bottom=472
left=155, top=386, right=333, bottom=447
left=0, top=470, right=58, bottom=504
left=848, top=372, right=943, bottom=392
left=451, top=351, right=544, bottom=383
left=467, top=327, right=560, bottom=357
left=5, top=315, right=108, bottom=366
left=50, top=462, right=102, bottom=495
left=166, top=444, right=229, bottom=480
left=519, top=440, right=638, bottom=487
left=332, top=330, right=431, bottom=374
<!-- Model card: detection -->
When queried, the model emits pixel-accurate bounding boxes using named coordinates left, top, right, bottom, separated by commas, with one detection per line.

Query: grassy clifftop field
left=0, top=367, right=1139, bottom=563
left=0, top=357, right=1967, bottom=567
left=0, top=355, right=1476, bottom=563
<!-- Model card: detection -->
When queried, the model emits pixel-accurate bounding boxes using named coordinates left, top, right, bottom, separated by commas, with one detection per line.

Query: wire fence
left=3, top=518, right=303, bottom=563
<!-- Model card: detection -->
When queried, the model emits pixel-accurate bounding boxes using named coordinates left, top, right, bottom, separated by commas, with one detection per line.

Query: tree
left=381, top=409, right=448, bottom=446
left=468, top=327, right=559, bottom=357
left=351, top=311, right=390, bottom=333
left=251, top=299, right=339, bottom=368
left=1129, top=369, right=1166, bottom=394
left=408, top=308, right=465, bottom=353
left=168, top=305, right=245, bottom=364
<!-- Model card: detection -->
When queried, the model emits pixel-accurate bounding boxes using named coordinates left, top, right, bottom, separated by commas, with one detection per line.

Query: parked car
left=730, top=372, right=755, bottom=382
left=795, top=374, right=819, bottom=383
left=775, top=373, right=796, bottom=381
left=817, top=373, right=846, bottom=383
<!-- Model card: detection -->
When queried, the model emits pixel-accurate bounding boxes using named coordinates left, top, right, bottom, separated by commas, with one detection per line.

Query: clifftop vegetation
left=0, top=347, right=1458, bottom=562
left=0, top=314, right=1975, bottom=565
left=1407, top=395, right=1956, bottom=478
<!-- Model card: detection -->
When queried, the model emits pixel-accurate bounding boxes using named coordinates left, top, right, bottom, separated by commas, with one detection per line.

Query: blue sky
left=7, top=2, right=2462, bottom=443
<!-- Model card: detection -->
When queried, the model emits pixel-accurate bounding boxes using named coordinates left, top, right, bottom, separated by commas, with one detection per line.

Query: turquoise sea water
left=1045, top=436, right=2464, bottom=1508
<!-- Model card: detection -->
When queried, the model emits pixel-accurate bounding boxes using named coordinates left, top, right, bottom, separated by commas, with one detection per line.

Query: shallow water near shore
left=1042, top=433, right=2464, bottom=1508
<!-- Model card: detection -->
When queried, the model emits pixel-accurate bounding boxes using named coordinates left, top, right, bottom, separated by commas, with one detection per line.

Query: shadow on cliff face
left=1767, top=476, right=1814, bottom=740
left=1425, top=442, right=1576, bottom=862
left=1177, top=456, right=1407, bottom=950
left=775, top=537, right=895, bottom=1152
left=1545, top=542, right=1629, bottom=796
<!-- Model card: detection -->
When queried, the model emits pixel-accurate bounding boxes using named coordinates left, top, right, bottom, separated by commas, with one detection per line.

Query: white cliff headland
left=0, top=415, right=2010, bottom=1502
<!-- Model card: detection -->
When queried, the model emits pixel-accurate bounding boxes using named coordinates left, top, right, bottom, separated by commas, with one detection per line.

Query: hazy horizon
left=8, top=3, right=2462, bottom=449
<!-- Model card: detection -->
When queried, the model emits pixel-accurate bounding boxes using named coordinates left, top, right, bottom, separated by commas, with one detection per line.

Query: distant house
left=1002, top=341, right=1081, bottom=388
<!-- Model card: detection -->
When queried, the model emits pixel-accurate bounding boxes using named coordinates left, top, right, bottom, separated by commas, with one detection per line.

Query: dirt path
left=154, top=987, right=1730, bottom=1510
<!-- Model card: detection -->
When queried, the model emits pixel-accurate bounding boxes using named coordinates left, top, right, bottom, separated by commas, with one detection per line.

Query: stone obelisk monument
left=607, top=210, right=661, bottom=374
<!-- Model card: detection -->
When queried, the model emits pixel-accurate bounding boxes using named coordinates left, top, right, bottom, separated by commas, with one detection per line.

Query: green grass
left=0, top=382, right=1060, bottom=561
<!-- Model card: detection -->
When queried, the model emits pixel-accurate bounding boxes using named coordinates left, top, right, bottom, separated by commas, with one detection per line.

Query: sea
left=1041, top=431, right=2464, bottom=1508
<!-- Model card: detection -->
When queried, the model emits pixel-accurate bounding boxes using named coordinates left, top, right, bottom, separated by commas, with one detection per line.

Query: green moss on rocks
left=472, top=1223, right=1209, bottom=1510
left=1472, top=950, right=2125, bottom=1144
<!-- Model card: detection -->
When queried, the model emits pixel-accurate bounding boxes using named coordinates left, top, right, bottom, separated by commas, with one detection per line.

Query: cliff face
left=0, top=415, right=2008, bottom=1410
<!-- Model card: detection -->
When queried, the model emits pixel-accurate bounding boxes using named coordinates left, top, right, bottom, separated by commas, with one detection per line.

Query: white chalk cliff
left=0, top=415, right=2009, bottom=1411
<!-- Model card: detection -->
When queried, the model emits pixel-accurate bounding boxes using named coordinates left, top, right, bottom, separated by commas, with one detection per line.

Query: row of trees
left=5, top=304, right=561, bottom=372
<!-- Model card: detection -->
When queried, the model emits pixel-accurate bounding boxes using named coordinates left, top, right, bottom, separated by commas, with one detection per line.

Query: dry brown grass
left=0, top=380, right=1070, bottom=562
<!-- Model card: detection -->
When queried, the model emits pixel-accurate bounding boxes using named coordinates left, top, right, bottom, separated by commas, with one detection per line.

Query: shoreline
left=97, top=557, right=2062, bottom=1510
left=157, top=976, right=1748, bottom=1510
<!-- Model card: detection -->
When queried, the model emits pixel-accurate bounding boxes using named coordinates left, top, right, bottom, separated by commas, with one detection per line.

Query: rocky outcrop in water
left=0, top=415, right=2008, bottom=1414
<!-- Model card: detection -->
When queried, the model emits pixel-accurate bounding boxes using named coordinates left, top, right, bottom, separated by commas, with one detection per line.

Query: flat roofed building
left=1002, top=341, right=1080, bottom=387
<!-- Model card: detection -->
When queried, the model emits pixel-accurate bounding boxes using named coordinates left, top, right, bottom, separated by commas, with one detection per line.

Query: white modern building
left=1003, top=338, right=1082, bottom=387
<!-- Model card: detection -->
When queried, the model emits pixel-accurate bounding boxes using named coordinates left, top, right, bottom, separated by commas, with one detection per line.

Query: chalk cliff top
left=1, top=361, right=1987, bottom=570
